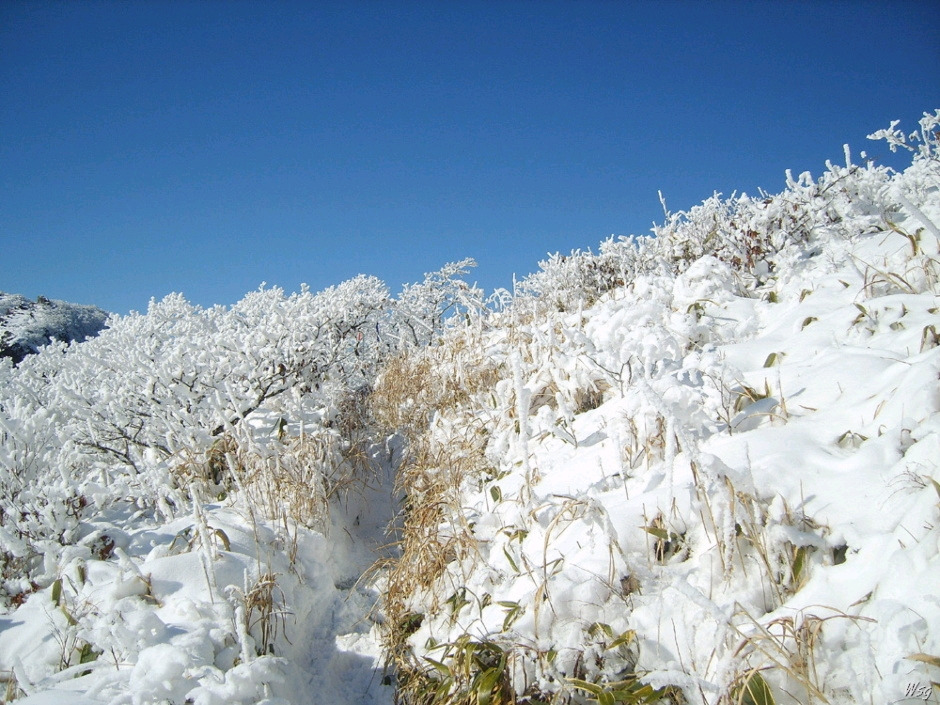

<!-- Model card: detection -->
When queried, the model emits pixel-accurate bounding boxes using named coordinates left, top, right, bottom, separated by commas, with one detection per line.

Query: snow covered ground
left=0, top=462, right=396, bottom=705
left=1, top=113, right=938, bottom=705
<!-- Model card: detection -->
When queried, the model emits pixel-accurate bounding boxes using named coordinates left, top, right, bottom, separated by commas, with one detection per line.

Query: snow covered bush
left=508, top=113, right=940, bottom=323
left=0, top=261, right=482, bottom=607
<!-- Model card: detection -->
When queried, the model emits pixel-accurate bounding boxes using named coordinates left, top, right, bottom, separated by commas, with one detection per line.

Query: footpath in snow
left=0, top=456, right=397, bottom=705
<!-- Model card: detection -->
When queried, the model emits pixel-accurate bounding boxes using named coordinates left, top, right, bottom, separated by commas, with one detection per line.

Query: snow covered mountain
left=0, top=112, right=937, bottom=705
left=0, top=293, right=109, bottom=364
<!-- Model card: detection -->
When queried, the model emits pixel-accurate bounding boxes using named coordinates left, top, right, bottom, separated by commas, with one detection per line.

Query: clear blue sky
left=1, top=0, right=937, bottom=315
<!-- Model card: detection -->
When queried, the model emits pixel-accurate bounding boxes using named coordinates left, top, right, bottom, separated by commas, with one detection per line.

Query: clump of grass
left=240, top=571, right=288, bottom=657
left=173, top=387, right=381, bottom=534
left=420, top=635, right=511, bottom=705
left=725, top=489, right=827, bottom=605
left=2, top=669, right=24, bottom=702
left=725, top=607, right=875, bottom=705
left=369, top=330, right=503, bottom=704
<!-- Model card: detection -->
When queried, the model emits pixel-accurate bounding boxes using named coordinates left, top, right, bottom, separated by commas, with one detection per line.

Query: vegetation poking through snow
left=373, top=111, right=940, bottom=705
left=1, top=112, right=938, bottom=705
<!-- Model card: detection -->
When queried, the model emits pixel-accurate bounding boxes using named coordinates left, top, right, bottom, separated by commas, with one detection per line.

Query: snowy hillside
left=375, top=113, right=940, bottom=705
left=0, top=293, right=109, bottom=364
left=1, top=112, right=938, bottom=705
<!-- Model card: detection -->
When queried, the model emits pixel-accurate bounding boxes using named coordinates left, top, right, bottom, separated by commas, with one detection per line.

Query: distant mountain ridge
left=0, top=292, right=109, bottom=364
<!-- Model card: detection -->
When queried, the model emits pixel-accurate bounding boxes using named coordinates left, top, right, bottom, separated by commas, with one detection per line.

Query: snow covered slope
left=0, top=293, right=109, bottom=364
left=377, top=114, right=940, bottom=705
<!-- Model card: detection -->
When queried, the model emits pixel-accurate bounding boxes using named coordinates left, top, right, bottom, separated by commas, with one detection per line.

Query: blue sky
left=1, top=0, right=937, bottom=315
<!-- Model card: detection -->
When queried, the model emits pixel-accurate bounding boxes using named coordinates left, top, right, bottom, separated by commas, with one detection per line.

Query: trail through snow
left=1, top=464, right=397, bottom=705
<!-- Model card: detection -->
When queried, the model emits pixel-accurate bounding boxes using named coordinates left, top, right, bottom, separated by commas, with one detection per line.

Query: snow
left=2, top=112, right=939, bottom=704
left=0, top=489, right=396, bottom=705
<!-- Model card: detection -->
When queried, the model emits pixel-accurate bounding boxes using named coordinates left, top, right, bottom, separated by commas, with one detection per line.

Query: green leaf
left=836, top=430, right=867, bottom=449
left=51, top=578, right=62, bottom=606
left=568, top=678, right=614, bottom=705
left=61, top=605, right=78, bottom=627
left=610, top=682, right=661, bottom=704
left=643, top=525, right=669, bottom=541
left=213, top=528, right=231, bottom=552
left=609, top=629, right=636, bottom=651
left=490, top=485, right=502, bottom=503
left=476, top=665, right=504, bottom=705
left=434, top=675, right=454, bottom=699
left=924, top=325, right=940, bottom=352
left=733, top=671, right=776, bottom=705
left=446, top=588, right=470, bottom=616
left=401, top=612, right=423, bottom=636
left=801, top=316, right=817, bottom=329
left=568, top=678, right=604, bottom=695
left=832, top=544, right=848, bottom=565
left=502, top=547, right=519, bottom=573
left=79, top=642, right=98, bottom=664
left=763, top=352, right=783, bottom=368
left=505, top=527, right=528, bottom=543
left=588, top=622, right=614, bottom=639
left=791, top=546, right=806, bottom=582
left=498, top=601, right=523, bottom=631
left=424, top=656, right=452, bottom=677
